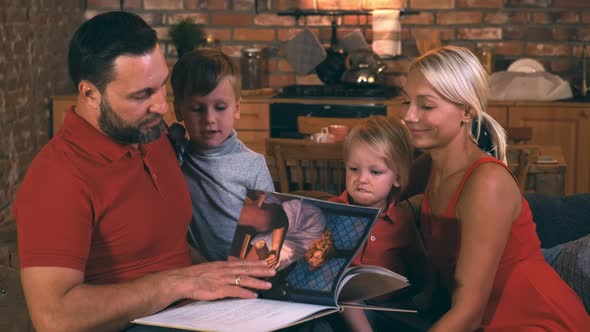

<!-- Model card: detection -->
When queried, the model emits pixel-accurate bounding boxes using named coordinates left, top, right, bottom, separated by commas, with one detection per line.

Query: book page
left=228, top=190, right=380, bottom=306
left=339, top=302, right=417, bottom=313
left=132, top=299, right=338, bottom=332
left=337, top=265, right=410, bottom=303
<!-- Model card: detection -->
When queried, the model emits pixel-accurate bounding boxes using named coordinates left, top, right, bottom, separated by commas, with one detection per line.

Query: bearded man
left=12, top=11, right=274, bottom=332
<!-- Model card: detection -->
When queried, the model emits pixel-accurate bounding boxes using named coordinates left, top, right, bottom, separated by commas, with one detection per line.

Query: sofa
left=0, top=224, right=34, bottom=332
left=526, top=193, right=590, bottom=313
left=526, top=193, right=590, bottom=249
left=1, top=194, right=588, bottom=331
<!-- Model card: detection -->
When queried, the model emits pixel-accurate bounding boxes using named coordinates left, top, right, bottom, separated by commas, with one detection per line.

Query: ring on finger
left=234, top=275, right=241, bottom=286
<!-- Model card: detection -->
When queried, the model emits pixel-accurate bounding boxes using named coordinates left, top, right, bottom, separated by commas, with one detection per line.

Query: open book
left=132, top=190, right=415, bottom=332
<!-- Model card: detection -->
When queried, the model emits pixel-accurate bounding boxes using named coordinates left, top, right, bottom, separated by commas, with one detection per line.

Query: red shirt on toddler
left=329, top=191, right=423, bottom=276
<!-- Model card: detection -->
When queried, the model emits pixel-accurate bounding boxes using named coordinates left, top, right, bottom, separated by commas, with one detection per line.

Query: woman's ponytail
left=476, top=112, right=507, bottom=164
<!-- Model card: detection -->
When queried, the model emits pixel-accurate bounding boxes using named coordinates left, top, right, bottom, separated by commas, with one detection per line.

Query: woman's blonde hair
left=410, top=45, right=507, bottom=163
left=343, top=116, right=414, bottom=196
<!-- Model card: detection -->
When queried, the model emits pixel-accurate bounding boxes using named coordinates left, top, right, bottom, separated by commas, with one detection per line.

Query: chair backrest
left=266, top=138, right=346, bottom=194
left=297, top=116, right=364, bottom=135
left=507, top=145, right=540, bottom=193
left=507, top=127, right=533, bottom=144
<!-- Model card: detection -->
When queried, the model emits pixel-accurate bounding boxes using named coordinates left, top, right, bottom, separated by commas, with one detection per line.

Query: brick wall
left=2, top=1, right=588, bottom=226
left=86, top=0, right=590, bottom=91
left=0, top=1, right=84, bottom=229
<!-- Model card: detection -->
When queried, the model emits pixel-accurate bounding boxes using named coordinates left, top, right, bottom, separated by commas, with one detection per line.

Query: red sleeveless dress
left=421, top=157, right=590, bottom=331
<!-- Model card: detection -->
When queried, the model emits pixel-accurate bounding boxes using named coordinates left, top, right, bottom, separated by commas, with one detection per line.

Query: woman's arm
left=429, top=163, right=521, bottom=332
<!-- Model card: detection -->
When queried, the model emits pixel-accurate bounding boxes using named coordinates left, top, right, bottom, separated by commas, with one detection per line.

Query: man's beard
left=98, top=97, right=164, bottom=145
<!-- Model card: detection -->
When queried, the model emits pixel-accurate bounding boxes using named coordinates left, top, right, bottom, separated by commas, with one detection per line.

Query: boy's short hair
left=171, top=48, right=241, bottom=104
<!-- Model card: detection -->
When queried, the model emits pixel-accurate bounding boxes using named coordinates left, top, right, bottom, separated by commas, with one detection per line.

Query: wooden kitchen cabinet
left=50, top=96, right=590, bottom=194
left=51, top=95, right=270, bottom=154
left=508, top=104, right=590, bottom=194
left=486, top=106, right=508, bottom=129
left=234, top=101, right=269, bottom=155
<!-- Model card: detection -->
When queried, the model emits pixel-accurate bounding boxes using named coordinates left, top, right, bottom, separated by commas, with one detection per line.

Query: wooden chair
left=297, top=116, right=364, bottom=136
left=266, top=138, right=346, bottom=195
left=507, top=127, right=533, bottom=144
left=507, top=145, right=540, bottom=193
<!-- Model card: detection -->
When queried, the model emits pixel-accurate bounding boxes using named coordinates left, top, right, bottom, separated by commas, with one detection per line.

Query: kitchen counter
left=52, top=93, right=590, bottom=194
left=52, top=93, right=590, bottom=106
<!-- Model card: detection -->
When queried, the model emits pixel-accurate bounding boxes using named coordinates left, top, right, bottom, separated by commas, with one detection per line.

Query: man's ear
left=173, top=101, right=184, bottom=122
left=78, top=80, right=101, bottom=110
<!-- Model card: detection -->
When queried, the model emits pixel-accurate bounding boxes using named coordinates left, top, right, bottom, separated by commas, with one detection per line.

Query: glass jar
left=240, top=47, right=268, bottom=90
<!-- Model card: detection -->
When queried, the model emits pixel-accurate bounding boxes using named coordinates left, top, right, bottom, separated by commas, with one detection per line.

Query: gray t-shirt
left=181, top=130, right=274, bottom=261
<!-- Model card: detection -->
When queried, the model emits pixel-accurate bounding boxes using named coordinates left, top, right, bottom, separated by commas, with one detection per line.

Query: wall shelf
left=275, top=9, right=419, bottom=20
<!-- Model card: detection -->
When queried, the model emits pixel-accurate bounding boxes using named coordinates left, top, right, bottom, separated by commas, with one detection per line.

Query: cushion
left=525, top=193, right=590, bottom=248
left=542, top=234, right=590, bottom=313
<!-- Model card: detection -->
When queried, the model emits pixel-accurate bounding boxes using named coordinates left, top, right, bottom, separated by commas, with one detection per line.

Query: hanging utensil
left=314, top=18, right=347, bottom=85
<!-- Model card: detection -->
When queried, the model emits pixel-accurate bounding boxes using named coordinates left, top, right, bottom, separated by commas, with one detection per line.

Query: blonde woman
left=402, top=45, right=589, bottom=331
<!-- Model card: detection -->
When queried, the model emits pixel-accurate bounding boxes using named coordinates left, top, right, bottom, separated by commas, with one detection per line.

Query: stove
left=270, top=101, right=387, bottom=139
left=273, top=84, right=399, bottom=100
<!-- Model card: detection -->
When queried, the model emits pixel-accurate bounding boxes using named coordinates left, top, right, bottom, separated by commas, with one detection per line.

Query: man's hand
left=21, top=260, right=276, bottom=332
left=166, top=260, right=276, bottom=300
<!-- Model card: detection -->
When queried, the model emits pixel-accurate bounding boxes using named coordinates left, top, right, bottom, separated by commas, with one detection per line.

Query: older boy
left=170, top=48, right=274, bottom=262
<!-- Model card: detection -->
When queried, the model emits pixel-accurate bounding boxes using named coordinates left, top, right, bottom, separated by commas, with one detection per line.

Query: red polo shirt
left=13, top=108, right=192, bottom=284
left=330, top=191, right=418, bottom=275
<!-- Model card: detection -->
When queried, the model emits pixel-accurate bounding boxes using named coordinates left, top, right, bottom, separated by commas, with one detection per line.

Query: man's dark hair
left=68, top=11, right=158, bottom=92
